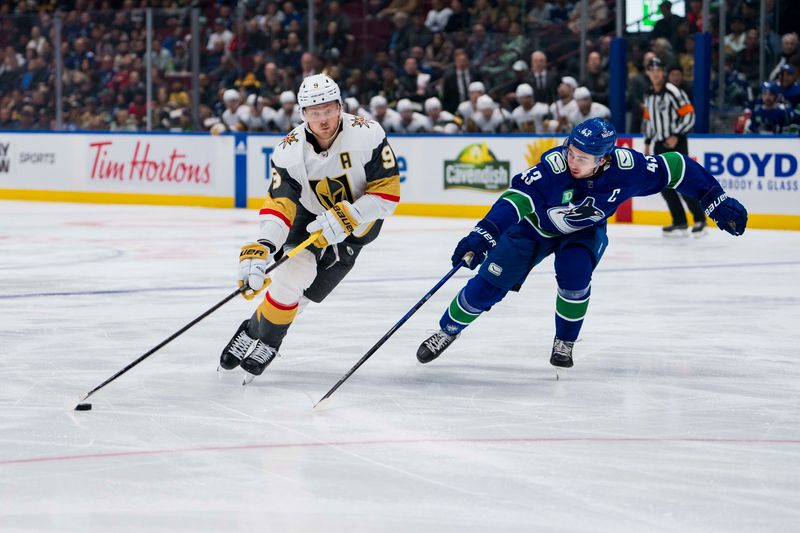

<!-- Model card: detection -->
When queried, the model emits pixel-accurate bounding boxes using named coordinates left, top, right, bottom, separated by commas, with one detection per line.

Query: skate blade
left=242, top=373, right=256, bottom=386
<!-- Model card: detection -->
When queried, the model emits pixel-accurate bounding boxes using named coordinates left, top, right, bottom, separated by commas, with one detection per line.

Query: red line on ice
left=2, top=436, right=799, bottom=466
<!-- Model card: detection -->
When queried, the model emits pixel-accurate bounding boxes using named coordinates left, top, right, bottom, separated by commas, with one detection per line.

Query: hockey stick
left=314, top=252, right=473, bottom=409
left=75, top=231, right=322, bottom=408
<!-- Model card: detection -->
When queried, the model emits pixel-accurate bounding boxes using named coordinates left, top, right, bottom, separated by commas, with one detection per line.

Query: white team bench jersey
left=258, top=112, right=401, bottom=249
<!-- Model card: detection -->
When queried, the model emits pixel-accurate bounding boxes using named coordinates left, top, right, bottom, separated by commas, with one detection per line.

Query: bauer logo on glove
left=306, top=201, right=365, bottom=248
left=238, top=242, right=273, bottom=300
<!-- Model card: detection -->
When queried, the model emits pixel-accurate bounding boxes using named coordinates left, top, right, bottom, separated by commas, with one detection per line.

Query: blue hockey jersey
left=484, top=146, right=720, bottom=237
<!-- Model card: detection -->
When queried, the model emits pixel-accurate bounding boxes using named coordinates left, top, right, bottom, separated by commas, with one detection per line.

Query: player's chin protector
left=239, top=242, right=273, bottom=300
left=451, top=218, right=499, bottom=269
left=306, top=201, right=365, bottom=248
left=701, top=186, right=747, bottom=236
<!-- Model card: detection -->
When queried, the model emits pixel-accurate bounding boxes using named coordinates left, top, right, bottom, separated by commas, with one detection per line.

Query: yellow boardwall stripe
left=0, top=189, right=234, bottom=208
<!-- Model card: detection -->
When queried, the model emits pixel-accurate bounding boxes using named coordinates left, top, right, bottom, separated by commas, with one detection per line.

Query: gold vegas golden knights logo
left=310, top=174, right=354, bottom=209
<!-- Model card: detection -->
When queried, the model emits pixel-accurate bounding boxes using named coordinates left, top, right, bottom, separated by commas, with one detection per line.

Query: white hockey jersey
left=511, top=102, right=550, bottom=133
left=258, top=113, right=401, bottom=250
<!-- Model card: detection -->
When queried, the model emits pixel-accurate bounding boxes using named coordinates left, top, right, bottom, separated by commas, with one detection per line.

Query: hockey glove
left=306, top=201, right=365, bottom=248
left=451, top=218, right=499, bottom=269
left=701, top=187, right=748, bottom=236
left=238, top=242, right=273, bottom=300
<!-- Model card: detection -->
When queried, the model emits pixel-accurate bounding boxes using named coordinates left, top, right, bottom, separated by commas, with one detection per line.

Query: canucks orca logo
left=546, top=197, right=606, bottom=233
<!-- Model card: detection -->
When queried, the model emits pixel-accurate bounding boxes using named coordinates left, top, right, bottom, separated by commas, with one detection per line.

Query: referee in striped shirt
left=643, top=57, right=707, bottom=235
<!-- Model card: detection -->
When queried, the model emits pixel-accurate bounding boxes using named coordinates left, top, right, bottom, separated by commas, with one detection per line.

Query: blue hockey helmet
left=565, top=118, right=617, bottom=158
left=760, top=81, right=780, bottom=95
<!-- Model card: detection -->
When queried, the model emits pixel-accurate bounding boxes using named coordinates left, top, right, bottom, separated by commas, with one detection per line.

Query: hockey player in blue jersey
left=416, top=118, right=748, bottom=369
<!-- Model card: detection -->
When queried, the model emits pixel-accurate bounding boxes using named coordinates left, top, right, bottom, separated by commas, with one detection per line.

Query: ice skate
left=417, top=330, right=459, bottom=364
left=662, top=224, right=689, bottom=237
left=550, top=337, right=574, bottom=379
left=241, top=342, right=279, bottom=385
left=690, top=220, right=707, bottom=237
left=219, top=320, right=255, bottom=371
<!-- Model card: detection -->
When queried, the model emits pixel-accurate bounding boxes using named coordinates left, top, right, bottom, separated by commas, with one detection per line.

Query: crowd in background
left=0, top=0, right=797, bottom=134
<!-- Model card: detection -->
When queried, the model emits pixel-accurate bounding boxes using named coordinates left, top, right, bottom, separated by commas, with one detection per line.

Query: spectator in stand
left=445, top=0, right=469, bottom=32
left=271, top=90, right=302, bottom=132
left=425, top=32, right=453, bottom=79
left=510, top=82, right=549, bottom=133
left=207, top=18, right=233, bottom=53
left=581, top=51, right=609, bottom=105
left=651, top=38, right=676, bottom=72
left=687, top=0, right=703, bottom=32
left=456, top=80, right=486, bottom=124
left=567, top=0, right=608, bottom=36
left=546, top=76, right=579, bottom=133
left=652, top=1, right=682, bottom=51
left=395, top=98, right=430, bottom=132
left=466, top=23, right=494, bottom=71
left=526, top=50, right=558, bottom=105
left=566, top=86, right=611, bottom=127
left=768, top=32, right=799, bottom=80
left=110, top=108, right=137, bottom=131
left=281, top=2, right=303, bottom=30
left=440, top=48, right=480, bottom=113
left=408, top=12, right=433, bottom=49
left=467, top=94, right=510, bottom=133
left=526, top=0, right=554, bottom=30
left=396, top=56, right=431, bottom=103
left=724, top=18, right=747, bottom=57
left=425, top=0, right=453, bottom=33
left=317, top=21, right=348, bottom=62
left=282, top=31, right=304, bottom=71
left=668, top=65, right=692, bottom=94
left=424, top=96, right=460, bottom=132
left=387, top=11, right=412, bottom=62
left=377, top=0, right=420, bottom=20
left=737, top=29, right=764, bottom=84
left=321, top=1, right=351, bottom=34
left=778, top=64, right=800, bottom=107
left=380, top=65, right=401, bottom=104
left=369, top=94, right=401, bottom=131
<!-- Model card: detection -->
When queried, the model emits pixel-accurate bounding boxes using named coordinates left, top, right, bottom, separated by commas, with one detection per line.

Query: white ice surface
left=1, top=200, right=799, bottom=533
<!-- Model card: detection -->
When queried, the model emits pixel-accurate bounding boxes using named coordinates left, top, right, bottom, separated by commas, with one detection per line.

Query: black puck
left=75, top=403, right=92, bottom=411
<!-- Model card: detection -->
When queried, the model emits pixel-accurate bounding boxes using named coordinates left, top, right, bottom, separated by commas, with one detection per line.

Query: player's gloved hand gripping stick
left=74, top=231, right=322, bottom=411
left=314, top=252, right=474, bottom=409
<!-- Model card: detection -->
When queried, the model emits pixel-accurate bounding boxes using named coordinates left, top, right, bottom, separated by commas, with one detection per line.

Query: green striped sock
left=555, top=293, right=590, bottom=322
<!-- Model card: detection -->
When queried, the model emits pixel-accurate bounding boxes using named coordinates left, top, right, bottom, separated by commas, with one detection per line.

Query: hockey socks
left=554, top=287, right=590, bottom=342
left=439, top=276, right=507, bottom=335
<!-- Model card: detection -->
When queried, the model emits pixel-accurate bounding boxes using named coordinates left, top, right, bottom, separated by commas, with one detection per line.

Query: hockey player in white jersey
left=467, top=94, right=511, bottom=133
left=270, top=90, right=303, bottom=132
left=368, top=95, right=402, bottom=132
left=395, top=98, right=431, bottom=132
left=424, top=97, right=460, bottom=133
left=566, top=86, right=611, bottom=127
left=456, top=81, right=486, bottom=125
left=510, top=83, right=549, bottom=133
left=220, top=74, right=401, bottom=383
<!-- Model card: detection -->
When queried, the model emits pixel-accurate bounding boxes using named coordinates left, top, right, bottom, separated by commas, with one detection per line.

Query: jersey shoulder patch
left=613, top=148, right=635, bottom=170
left=541, top=147, right=568, bottom=175
left=272, top=125, right=304, bottom=167
left=342, top=112, right=386, bottom=150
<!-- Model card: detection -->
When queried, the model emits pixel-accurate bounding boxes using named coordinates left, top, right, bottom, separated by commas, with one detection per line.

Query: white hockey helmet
left=297, top=73, right=341, bottom=112
left=223, top=89, right=240, bottom=103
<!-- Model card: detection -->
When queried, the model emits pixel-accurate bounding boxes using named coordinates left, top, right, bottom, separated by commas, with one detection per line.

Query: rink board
left=0, top=131, right=797, bottom=229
